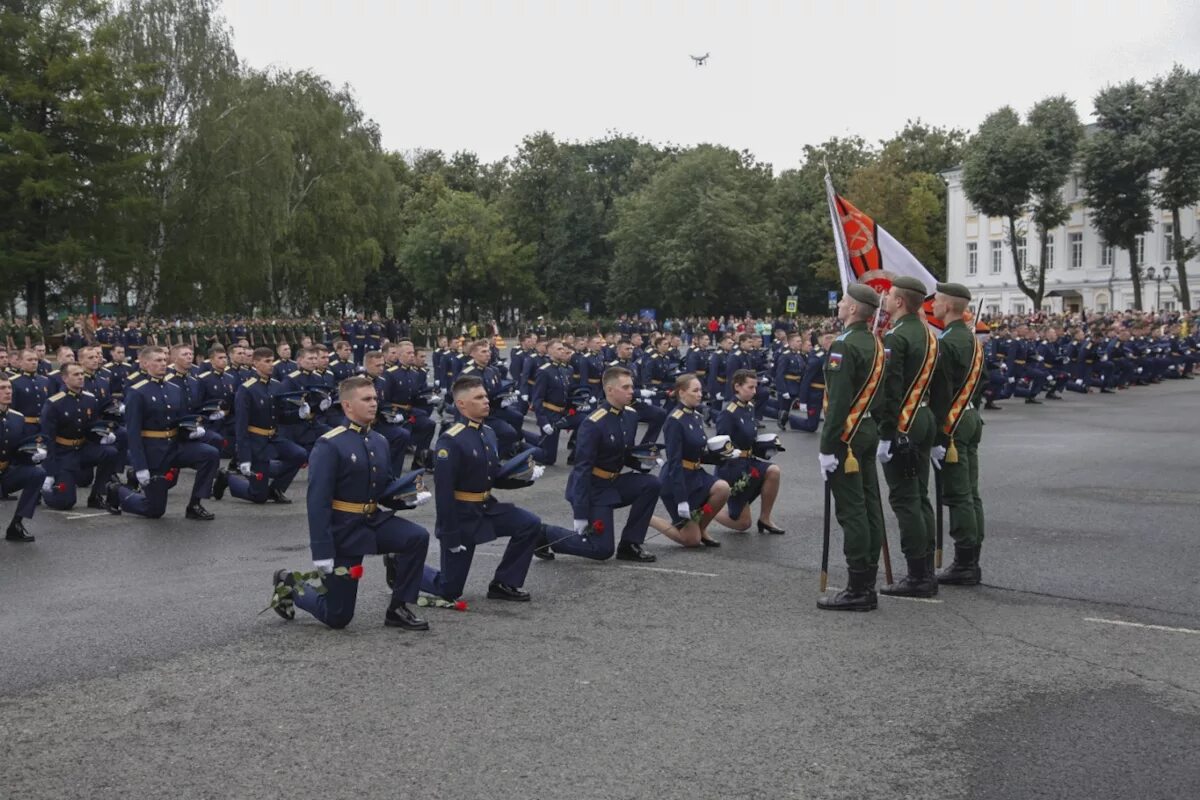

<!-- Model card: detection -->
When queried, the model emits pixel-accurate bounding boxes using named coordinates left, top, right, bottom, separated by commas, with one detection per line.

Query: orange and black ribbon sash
left=943, top=334, right=983, bottom=439
left=897, top=324, right=939, bottom=435
left=840, top=335, right=885, bottom=445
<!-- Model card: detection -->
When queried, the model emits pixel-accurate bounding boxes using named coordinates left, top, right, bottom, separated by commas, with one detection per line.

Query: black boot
left=817, top=567, right=875, bottom=611
left=5, top=518, right=35, bottom=543
left=937, top=545, right=981, bottom=585
left=212, top=469, right=228, bottom=500
left=385, top=602, right=429, bottom=631
left=879, top=556, right=937, bottom=598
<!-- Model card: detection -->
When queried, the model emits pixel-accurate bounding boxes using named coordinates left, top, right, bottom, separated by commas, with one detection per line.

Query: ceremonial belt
left=587, top=378, right=601, bottom=384
left=716, top=376, right=726, bottom=382
left=943, top=332, right=984, bottom=439
left=394, top=403, right=412, bottom=410
left=811, top=383, right=825, bottom=389
left=247, top=426, right=276, bottom=437
left=55, top=436, right=85, bottom=448
left=140, top=428, right=178, bottom=439
left=897, top=324, right=939, bottom=435
left=331, top=499, right=377, bottom=514
left=24, top=416, right=39, bottom=424
left=681, top=459, right=701, bottom=470
left=542, top=402, right=565, bottom=412
left=839, top=335, right=886, bottom=445
left=591, top=466, right=620, bottom=480
left=1014, top=359, right=1026, bottom=365
left=993, top=353, right=1005, bottom=359
left=785, top=374, right=802, bottom=380
left=453, top=490, right=491, bottom=502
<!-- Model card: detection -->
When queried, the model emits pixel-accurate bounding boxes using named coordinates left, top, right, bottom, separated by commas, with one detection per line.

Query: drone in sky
left=690, top=52, right=710, bottom=67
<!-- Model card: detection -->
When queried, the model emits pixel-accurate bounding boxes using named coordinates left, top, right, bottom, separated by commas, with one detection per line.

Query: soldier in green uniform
left=929, top=283, right=986, bottom=586
left=875, top=275, right=940, bottom=597
left=817, top=283, right=887, bottom=612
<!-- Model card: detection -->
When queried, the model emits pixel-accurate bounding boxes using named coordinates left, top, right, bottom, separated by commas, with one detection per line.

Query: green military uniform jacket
left=820, top=321, right=882, bottom=455
left=876, top=313, right=938, bottom=442
left=929, top=319, right=985, bottom=445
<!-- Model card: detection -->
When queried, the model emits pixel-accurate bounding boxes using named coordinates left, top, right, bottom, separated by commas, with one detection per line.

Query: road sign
left=787, top=285, right=798, bottom=295
left=827, top=290, right=838, bottom=310
left=785, top=296, right=798, bottom=314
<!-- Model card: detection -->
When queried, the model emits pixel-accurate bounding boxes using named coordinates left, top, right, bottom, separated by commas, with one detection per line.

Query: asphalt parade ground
left=2, top=382, right=1199, bottom=799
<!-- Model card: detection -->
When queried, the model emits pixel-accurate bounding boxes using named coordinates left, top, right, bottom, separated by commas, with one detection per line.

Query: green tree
left=1147, top=65, right=1200, bottom=309
left=0, top=0, right=140, bottom=323
left=1082, top=81, right=1155, bottom=310
left=609, top=145, right=775, bottom=315
left=1025, top=96, right=1083, bottom=308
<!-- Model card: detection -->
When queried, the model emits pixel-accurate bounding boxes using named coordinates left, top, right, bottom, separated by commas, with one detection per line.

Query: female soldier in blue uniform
left=652, top=373, right=730, bottom=548
left=712, top=369, right=785, bottom=534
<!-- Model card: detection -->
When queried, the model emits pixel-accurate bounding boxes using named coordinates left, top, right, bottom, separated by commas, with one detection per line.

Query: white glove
left=876, top=441, right=892, bottom=463
left=116, top=401, right=125, bottom=414
left=208, top=410, right=225, bottom=421
left=298, top=401, right=312, bottom=420
left=706, top=434, right=731, bottom=451
left=412, top=490, right=432, bottom=507
left=573, top=519, right=589, bottom=534
left=313, top=559, right=334, bottom=575
left=1007, top=377, right=1015, bottom=384
left=239, top=462, right=253, bottom=477
left=931, top=445, right=947, bottom=470
left=1074, top=379, right=1084, bottom=386
left=676, top=502, right=691, bottom=518
left=136, top=469, right=151, bottom=486
left=1136, top=367, right=1143, bottom=374
left=520, top=394, right=529, bottom=402
left=1036, top=355, right=1044, bottom=362
left=799, top=404, right=808, bottom=415
left=781, top=393, right=790, bottom=400
left=1101, top=355, right=1108, bottom=362
left=31, top=446, right=47, bottom=464
left=188, top=425, right=206, bottom=439
left=818, top=453, right=838, bottom=480
left=448, top=545, right=467, bottom=554
left=542, top=423, right=554, bottom=436
left=639, top=389, right=654, bottom=398
left=530, top=465, right=545, bottom=481
left=42, top=476, right=54, bottom=492
left=100, top=432, right=116, bottom=445
left=501, top=394, right=518, bottom=408
left=319, top=397, right=332, bottom=411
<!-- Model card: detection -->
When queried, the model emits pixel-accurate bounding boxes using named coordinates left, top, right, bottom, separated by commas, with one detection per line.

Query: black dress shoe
left=385, top=602, right=430, bottom=631
left=1025, top=397, right=1043, bottom=404
left=756, top=519, right=786, bottom=535
left=983, top=400, right=1002, bottom=410
left=105, top=481, right=123, bottom=514
left=533, top=524, right=555, bottom=560
left=185, top=502, right=215, bottom=521
left=86, top=493, right=107, bottom=510
left=700, top=535, right=721, bottom=547
left=5, top=519, right=35, bottom=543
left=271, top=569, right=295, bottom=620
left=268, top=488, right=291, bottom=504
left=212, top=469, right=228, bottom=500
left=616, top=541, right=656, bottom=562
left=487, top=581, right=531, bottom=601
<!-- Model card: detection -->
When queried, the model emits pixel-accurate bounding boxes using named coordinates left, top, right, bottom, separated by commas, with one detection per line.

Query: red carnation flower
left=567, top=408, right=576, bottom=416
left=702, top=503, right=714, bottom=515
left=348, top=564, right=364, bottom=580
left=55, top=482, right=67, bottom=493
left=453, top=600, right=468, bottom=611
left=164, top=468, right=178, bottom=482
left=592, top=520, right=605, bottom=534
left=750, top=467, right=761, bottom=479
left=254, top=472, right=264, bottom=481
left=408, top=416, right=417, bottom=424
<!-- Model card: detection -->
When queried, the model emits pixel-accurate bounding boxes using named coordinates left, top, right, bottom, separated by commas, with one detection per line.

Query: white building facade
left=942, top=168, right=1200, bottom=314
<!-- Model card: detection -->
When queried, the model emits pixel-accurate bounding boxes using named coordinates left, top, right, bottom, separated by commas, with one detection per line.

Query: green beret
left=891, top=275, right=928, bottom=294
left=847, top=283, right=881, bottom=309
left=936, top=282, right=972, bottom=301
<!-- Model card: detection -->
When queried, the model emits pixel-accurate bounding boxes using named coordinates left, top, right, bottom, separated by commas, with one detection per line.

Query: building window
left=1164, top=222, right=1174, bottom=262
left=1135, top=234, right=1146, bottom=266
left=990, top=240, right=1003, bottom=274
left=966, top=242, right=978, bottom=276
left=986, top=303, right=1000, bottom=316
left=1015, top=236, right=1027, bottom=268
left=1069, top=232, right=1083, bottom=269
left=1012, top=301, right=1026, bottom=315
left=1100, top=242, right=1114, bottom=267
left=1042, top=234, right=1055, bottom=271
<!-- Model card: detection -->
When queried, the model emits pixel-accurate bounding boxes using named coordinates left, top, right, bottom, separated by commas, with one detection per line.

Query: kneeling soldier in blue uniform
left=1, top=374, right=45, bottom=542
left=106, top=346, right=218, bottom=520
left=39, top=363, right=120, bottom=511
left=274, top=375, right=431, bottom=630
left=541, top=365, right=660, bottom=562
left=421, top=374, right=545, bottom=603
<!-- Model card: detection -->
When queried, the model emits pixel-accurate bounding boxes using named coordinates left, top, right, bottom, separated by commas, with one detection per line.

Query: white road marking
left=1084, top=617, right=1200, bottom=636
left=619, top=566, right=718, bottom=577
left=64, top=512, right=108, bottom=520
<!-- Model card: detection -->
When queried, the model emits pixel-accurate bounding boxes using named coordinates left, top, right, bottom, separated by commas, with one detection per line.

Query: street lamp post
left=1145, top=267, right=1171, bottom=311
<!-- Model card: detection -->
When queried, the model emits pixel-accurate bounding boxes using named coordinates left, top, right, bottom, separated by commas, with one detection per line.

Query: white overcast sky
left=219, top=0, right=1200, bottom=172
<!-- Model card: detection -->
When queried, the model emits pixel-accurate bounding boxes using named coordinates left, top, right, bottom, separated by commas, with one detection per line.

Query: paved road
left=2, top=381, right=1198, bottom=799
